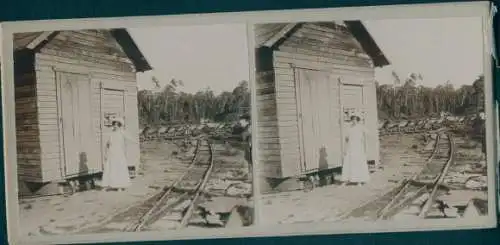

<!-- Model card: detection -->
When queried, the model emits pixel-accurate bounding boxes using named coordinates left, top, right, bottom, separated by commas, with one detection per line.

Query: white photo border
left=249, top=0, right=497, bottom=235
left=1, top=1, right=497, bottom=245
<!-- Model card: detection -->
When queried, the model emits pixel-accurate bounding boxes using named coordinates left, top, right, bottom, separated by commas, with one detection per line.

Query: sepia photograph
left=8, top=24, right=253, bottom=237
left=253, top=17, right=494, bottom=225
left=1, top=2, right=497, bottom=244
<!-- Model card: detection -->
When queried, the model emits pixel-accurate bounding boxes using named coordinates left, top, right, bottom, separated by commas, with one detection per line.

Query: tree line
left=137, top=72, right=485, bottom=125
left=376, top=73, right=485, bottom=120
left=137, top=77, right=251, bottom=126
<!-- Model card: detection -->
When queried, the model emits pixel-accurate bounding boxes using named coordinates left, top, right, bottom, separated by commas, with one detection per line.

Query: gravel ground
left=19, top=139, right=250, bottom=236
left=17, top=133, right=488, bottom=235
left=258, top=133, right=488, bottom=225
left=393, top=134, right=488, bottom=220
left=258, top=134, right=437, bottom=225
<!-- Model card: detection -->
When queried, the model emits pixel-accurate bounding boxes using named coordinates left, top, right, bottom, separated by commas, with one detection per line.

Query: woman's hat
left=111, top=116, right=125, bottom=126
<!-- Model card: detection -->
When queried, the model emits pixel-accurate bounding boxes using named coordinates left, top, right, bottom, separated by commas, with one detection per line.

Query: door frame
left=55, top=70, right=92, bottom=178
left=99, top=85, right=126, bottom=168
left=339, top=78, right=366, bottom=158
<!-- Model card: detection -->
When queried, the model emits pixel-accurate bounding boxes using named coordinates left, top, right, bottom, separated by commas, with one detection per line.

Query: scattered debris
left=148, top=185, right=162, bottom=190
left=464, top=176, right=487, bottom=190
left=424, top=142, right=435, bottom=151
left=225, top=182, right=252, bottom=197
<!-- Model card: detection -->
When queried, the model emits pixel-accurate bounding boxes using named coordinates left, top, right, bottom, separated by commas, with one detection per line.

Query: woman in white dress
left=102, top=117, right=136, bottom=191
left=340, top=115, right=370, bottom=186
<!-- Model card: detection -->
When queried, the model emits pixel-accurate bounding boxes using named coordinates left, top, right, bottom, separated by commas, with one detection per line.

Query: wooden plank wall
left=272, top=23, right=377, bottom=178
left=271, top=57, right=300, bottom=178
left=255, top=71, right=283, bottom=178
left=15, top=73, right=43, bottom=182
left=33, top=30, right=139, bottom=182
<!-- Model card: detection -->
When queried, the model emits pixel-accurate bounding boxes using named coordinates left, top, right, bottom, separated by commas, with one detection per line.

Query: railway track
left=340, top=132, right=456, bottom=221
left=78, top=138, right=216, bottom=233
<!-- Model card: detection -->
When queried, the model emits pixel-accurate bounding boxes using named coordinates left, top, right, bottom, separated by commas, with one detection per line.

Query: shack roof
left=255, top=21, right=390, bottom=68
left=11, top=29, right=152, bottom=72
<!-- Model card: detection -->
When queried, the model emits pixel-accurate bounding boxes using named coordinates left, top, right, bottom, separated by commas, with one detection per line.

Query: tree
left=376, top=73, right=484, bottom=120
left=137, top=78, right=251, bottom=126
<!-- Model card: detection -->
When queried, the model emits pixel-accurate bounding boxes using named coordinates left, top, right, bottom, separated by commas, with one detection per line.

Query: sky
left=128, top=17, right=483, bottom=95
left=128, top=24, right=249, bottom=95
left=364, top=17, right=484, bottom=88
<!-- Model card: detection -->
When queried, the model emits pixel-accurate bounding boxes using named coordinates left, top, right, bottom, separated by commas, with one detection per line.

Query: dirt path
left=258, top=134, right=431, bottom=225
left=19, top=141, right=199, bottom=236
left=258, top=133, right=489, bottom=225
left=19, top=139, right=253, bottom=236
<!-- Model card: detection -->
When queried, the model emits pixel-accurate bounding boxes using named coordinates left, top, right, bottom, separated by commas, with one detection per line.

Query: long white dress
left=340, top=123, right=370, bottom=183
left=102, top=128, right=132, bottom=189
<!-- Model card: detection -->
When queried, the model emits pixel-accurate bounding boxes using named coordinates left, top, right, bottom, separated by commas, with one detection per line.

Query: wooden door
left=341, top=84, right=364, bottom=117
left=295, top=68, right=342, bottom=173
left=57, top=72, right=98, bottom=177
left=340, top=82, right=366, bottom=154
left=100, top=87, right=126, bottom=166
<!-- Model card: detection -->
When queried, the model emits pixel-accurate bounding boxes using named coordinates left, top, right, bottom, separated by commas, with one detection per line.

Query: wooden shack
left=255, top=21, right=390, bottom=187
left=13, top=29, right=152, bottom=185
